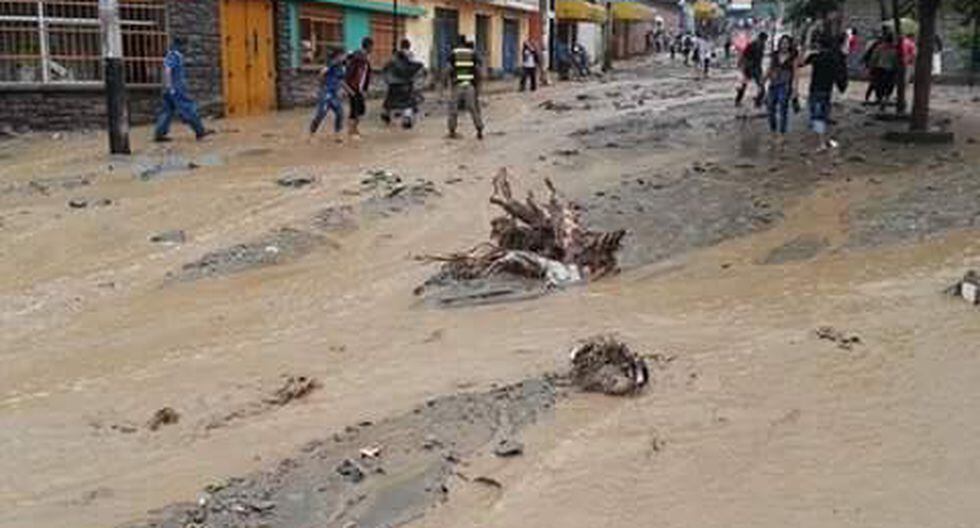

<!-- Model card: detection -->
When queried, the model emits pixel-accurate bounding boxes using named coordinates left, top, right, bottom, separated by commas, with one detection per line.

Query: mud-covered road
left=3, top=57, right=980, bottom=528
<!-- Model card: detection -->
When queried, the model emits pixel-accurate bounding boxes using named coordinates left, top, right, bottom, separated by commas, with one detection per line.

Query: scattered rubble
left=67, top=197, right=112, bottom=209
left=415, top=170, right=625, bottom=304
left=172, top=228, right=328, bottom=282
left=569, top=335, right=649, bottom=396
left=147, top=407, right=180, bottom=431
left=127, top=378, right=556, bottom=528
left=815, top=326, right=862, bottom=350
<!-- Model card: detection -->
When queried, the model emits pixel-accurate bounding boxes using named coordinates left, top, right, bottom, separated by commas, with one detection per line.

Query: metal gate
left=502, top=17, right=518, bottom=73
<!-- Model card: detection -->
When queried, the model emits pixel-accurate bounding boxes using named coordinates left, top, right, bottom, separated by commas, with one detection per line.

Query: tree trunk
left=911, top=0, right=941, bottom=130
left=891, top=0, right=907, bottom=114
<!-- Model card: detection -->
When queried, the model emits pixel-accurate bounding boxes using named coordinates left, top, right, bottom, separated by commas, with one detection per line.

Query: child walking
left=309, top=48, right=346, bottom=142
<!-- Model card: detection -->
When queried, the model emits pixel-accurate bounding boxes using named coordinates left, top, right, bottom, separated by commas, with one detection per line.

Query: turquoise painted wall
left=287, top=1, right=300, bottom=68
left=345, top=10, right=372, bottom=52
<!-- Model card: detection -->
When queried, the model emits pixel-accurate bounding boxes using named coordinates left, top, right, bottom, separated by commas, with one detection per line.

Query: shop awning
left=556, top=0, right=607, bottom=23
left=611, top=2, right=656, bottom=21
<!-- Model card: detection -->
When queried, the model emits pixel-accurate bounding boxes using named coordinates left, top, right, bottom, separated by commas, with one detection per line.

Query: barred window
left=0, top=0, right=168, bottom=85
left=299, top=4, right=343, bottom=68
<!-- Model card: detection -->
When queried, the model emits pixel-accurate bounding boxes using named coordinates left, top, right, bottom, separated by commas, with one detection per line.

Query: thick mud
left=124, top=378, right=557, bottom=528
left=4, top=55, right=980, bottom=528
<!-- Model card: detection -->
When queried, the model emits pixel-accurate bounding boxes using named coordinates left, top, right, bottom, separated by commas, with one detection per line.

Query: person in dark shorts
left=344, top=37, right=373, bottom=139
left=804, top=34, right=848, bottom=151
left=735, top=32, right=768, bottom=108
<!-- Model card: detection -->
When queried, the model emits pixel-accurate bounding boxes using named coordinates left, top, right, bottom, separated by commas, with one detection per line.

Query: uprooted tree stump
left=569, top=335, right=649, bottom=396
left=415, top=169, right=626, bottom=302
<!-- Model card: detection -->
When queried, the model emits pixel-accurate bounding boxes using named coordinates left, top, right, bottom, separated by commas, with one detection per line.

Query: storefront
left=276, top=0, right=426, bottom=107
left=554, top=0, right=605, bottom=65
left=404, top=0, right=536, bottom=75
left=610, top=1, right=656, bottom=58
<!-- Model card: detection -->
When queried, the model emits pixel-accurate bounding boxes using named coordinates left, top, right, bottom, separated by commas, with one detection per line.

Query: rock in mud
left=68, top=198, right=88, bottom=209
left=336, top=459, right=366, bottom=483
left=147, top=407, right=180, bottom=431
left=149, top=230, right=187, bottom=245
left=276, top=174, right=316, bottom=188
left=492, top=438, right=524, bottom=457
left=815, top=326, right=862, bottom=350
left=569, top=335, right=649, bottom=396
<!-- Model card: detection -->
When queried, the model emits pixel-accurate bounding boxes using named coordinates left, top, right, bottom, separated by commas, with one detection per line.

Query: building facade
left=0, top=0, right=221, bottom=130
left=844, top=0, right=977, bottom=78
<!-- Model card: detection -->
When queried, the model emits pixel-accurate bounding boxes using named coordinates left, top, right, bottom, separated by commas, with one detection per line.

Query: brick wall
left=0, top=0, right=222, bottom=131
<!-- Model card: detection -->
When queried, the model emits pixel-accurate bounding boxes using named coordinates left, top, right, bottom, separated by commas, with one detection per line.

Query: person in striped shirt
left=446, top=35, right=484, bottom=140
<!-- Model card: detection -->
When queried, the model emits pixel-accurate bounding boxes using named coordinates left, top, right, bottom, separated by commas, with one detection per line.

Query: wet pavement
left=3, top=56, right=980, bottom=528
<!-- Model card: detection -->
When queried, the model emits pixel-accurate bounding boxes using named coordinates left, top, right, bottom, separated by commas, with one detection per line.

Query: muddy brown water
left=3, top=57, right=980, bottom=528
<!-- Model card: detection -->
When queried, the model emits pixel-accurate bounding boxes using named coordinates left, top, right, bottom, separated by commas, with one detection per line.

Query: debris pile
left=205, top=375, right=320, bottom=431
left=147, top=407, right=180, bottom=431
left=417, top=170, right=625, bottom=297
left=569, top=335, right=649, bottom=396
left=948, top=270, right=980, bottom=305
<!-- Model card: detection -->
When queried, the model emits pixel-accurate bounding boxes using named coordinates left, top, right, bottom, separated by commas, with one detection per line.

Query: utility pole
left=393, top=0, right=399, bottom=54
left=99, top=0, right=130, bottom=155
left=603, top=1, right=613, bottom=72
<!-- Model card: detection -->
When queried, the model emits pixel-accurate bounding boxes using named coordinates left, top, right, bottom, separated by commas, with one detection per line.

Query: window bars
left=0, top=0, right=168, bottom=85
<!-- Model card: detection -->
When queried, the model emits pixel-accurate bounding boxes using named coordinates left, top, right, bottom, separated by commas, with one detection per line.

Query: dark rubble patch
left=762, top=235, right=829, bottom=265
left=572, top=98, right=734, bottom=150
left=580, top=170, right=784, bottom=268
left=123, top=378, right=557, bottom=528
left=846, top=166, right=980, bottom=248
left=172, top=227, right=330, bottom=282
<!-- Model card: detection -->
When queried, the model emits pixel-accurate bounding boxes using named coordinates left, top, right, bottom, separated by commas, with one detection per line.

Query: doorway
left=433, top=8, right=459, bottom=70
left=502, top=18, right=519, bottom=74
left=220, top=0, right=276, bottom=117
left=475, top=14, right=491, bottom=77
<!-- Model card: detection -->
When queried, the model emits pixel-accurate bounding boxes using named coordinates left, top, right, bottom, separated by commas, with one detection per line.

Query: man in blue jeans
left=154, top=37, right=213, bottom=142
left=804, top=34, right=848, bottom=151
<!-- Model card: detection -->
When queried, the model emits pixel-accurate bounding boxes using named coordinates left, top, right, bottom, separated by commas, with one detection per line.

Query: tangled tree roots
left=417, top=169, right=626, bottom=293
left=569, top=335, right=649, bottom=396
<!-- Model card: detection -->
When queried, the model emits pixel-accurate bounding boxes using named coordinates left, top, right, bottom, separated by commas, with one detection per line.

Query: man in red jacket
left=345, top=37, right=374, bottom=139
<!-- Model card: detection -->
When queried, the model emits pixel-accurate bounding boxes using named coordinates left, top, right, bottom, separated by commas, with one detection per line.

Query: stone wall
left=0, top=87, right=159, bottom=132
left=276, top=2, right=322, bottom=109
left=0, top=0, right=222, bottom=131
left=167, top=0, right=224, bottom=115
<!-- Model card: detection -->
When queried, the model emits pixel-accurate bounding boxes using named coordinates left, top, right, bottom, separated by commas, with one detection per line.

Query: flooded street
left=3, top=57, right=980, bottom=528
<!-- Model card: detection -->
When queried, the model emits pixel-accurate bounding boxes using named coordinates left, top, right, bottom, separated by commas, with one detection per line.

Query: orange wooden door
left=221, top=0, right=275, bottom=117
left=246, top=0, right=275, bottom=113
left=221, top=0, right=249, bottom=117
